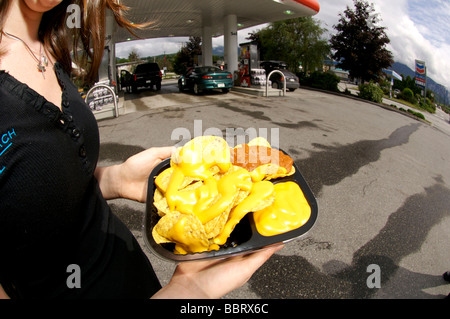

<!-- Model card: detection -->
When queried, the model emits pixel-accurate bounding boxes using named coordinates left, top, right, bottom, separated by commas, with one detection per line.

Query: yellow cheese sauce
left=195, top=168, right=253, bottom=224
left=165, top=139, right=231, bottom=218
left=166, top=215, right=209, bottom=253
left=253, top=181, right=311, bottom=237
left=166, top=165, right=254, bottom=225
left=156, top=137, right=310, bottom=253
left=214, top=180, right=275, bottom=245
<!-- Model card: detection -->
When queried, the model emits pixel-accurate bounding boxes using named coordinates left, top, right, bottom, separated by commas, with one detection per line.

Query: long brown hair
left=1, top=0, right=149, bottom=85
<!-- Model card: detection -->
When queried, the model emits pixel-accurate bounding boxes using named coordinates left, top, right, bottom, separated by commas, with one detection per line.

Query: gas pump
left=238, top=42, right=269, bottom=88
left=239, top=43, right=252, bottom=87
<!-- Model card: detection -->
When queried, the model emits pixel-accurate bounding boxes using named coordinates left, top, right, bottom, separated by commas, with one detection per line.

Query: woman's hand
left=95, top=146, right=175, bottom=202
left=0, top=284, right=9, bottom=299
left=151, top=244, right=283, bottom=299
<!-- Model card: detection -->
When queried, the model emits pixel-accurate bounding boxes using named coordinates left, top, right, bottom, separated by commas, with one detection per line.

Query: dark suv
left=132, top=62, right=162, bottom=93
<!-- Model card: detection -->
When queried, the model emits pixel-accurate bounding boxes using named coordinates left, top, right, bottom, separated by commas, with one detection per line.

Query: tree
left=128, top=49, right=140, bottom=62
left=393, top=75, right=421, bottom=96
left=248, top=17, right=330, bottom=73
left=330, top=0, right=393, bottom=83
left=173, top=36, right=202, bottom=75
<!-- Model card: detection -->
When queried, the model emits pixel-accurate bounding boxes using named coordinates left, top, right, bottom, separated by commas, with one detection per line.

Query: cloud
left=317, top=0, right=450, bottom=88
left=376, top=0, right=450, bottom=87
left=116, top=25, right=267, bottom=59
left=116, top=0, right=450, bottom=89
left=116, top=37, right=186, bottom=58
left=408, top=0, right=450, bottom=47
left=315, top=0, right=353, bottom=30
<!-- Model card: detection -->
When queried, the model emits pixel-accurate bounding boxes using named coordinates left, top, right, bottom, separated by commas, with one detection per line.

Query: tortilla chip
left=204, top=209, right=230, bottom=239
left=154, top=167, right=173, bottom=193
left=152, top=211, right=209, bottom=254
left=248, top=137, right=272, bottom=148
left=153, top=189, right=170, bottom=216
left=250, top=163, right=296, bottom=181
left=213, top=181, right=275, bottom=245
left=155, top=167, right=202, bottom=194
left=172, top=135, right=230, bottom=166
left=152, top=226, right=171, bottom=244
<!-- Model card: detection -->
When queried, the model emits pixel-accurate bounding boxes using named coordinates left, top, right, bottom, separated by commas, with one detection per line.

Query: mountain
left=391, top=62, right=449, bottom=105
left=212, top=46, right=224, bottom=56
left=391, top=62, right=415, bottom=79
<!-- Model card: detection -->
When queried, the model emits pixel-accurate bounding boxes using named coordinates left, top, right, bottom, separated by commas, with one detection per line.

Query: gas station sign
left=415, top=60, right=426, bottom=88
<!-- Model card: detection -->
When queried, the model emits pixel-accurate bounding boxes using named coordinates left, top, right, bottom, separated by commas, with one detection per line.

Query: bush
left=402, top=88, right=414, bottom=99
left=407, top=108, right=425, bottom=120
left=416, top=112, right=425, bottom=120
left=301, top=71, right=340, bottom=92
left=399, top=88, right=417, bottom=104
left=418, top=97, right=436, bottom=113
left=358, top=82, right=384, bottom=103
left=380, top=79, right=391, bottom=95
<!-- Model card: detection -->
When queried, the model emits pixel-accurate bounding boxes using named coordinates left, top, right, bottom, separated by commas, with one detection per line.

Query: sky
left=116, top=0, right=450, bottom=89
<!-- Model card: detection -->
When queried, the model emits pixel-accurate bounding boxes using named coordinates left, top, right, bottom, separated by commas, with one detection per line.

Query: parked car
left=132, top=62, right=162, bottom=93
left=178, top=66, right=234, bottom=94
left=260, top=60, right=300, bottom=92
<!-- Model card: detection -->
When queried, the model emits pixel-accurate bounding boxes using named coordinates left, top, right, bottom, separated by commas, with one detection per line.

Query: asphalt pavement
left=96, top=82, right=450, bottom=299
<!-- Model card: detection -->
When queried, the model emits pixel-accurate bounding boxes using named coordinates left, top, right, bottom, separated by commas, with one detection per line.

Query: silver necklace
left=1, top=31, right=49, bottom=79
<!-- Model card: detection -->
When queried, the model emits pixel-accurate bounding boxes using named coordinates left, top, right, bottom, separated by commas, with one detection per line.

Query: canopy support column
left=202, top=26, right=213, bottom=67
left=224, top=14, right=238, bottom=75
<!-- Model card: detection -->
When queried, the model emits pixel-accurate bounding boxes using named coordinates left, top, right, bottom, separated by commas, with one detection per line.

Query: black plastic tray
left=143, top=154, right=318, bottom=262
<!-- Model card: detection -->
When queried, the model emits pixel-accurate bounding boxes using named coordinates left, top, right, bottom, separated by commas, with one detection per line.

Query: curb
left=298, top=85, right=431, bottom=125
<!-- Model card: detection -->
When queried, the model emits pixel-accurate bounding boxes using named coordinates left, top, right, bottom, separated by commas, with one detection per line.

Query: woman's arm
left=0, top=284, right=9, bottom=299
left=96, top=146, right=282, bottom=299
left=151, top=245, right=283, bottom=299
left=94, top=146, right=175, bottom=202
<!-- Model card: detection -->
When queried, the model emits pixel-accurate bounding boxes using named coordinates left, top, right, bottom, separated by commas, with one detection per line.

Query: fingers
left=135, top=146, right=174, bottom=162
left=152, top=146, right=176, bottom=159
left=242, top=244, right=283, bottom=269
left=167, top=244, right=284, bottom=299
left=248, top=244, right=284, bottom=260
left=175, top=244, right=283, bottom=278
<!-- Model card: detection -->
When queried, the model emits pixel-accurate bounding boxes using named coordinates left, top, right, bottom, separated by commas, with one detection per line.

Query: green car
left=178, top=66, right=234, bottom=94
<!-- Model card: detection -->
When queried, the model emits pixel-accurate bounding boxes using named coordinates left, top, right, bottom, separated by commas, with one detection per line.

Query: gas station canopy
left=116, top=0, right=320, bottom=42
left=97, top=0, right=320, bottom=117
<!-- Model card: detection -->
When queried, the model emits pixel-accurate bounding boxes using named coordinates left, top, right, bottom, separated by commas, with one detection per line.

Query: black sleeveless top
left=0, top=63, right=161, bottom=298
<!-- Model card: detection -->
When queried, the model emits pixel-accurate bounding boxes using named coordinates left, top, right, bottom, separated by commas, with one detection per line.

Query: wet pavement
left=97, top=83, right=450, bottom=299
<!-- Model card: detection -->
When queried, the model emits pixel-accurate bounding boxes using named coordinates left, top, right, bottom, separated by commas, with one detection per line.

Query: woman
left=0, top=0, right=280, bottom=299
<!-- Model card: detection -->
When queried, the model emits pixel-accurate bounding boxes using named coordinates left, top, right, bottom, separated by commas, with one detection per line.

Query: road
left=96, top=84, right=450, bottom=299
